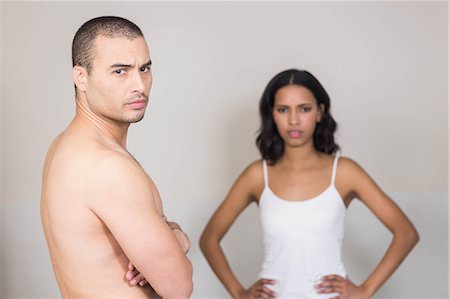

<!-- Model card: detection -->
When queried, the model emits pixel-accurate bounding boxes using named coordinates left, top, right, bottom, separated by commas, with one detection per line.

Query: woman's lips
left=287, top=130, right=302, bottom=138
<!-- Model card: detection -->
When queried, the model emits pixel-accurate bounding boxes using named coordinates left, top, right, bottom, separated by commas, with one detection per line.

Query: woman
left=199, top=69, right=419, bottom=299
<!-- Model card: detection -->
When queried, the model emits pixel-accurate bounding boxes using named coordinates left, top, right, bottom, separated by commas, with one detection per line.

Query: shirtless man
left=40, top=16, right=193, bottom=298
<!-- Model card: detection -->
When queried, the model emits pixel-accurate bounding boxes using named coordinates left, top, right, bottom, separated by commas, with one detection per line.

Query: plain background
left=0, top=1, right=448, bottom=298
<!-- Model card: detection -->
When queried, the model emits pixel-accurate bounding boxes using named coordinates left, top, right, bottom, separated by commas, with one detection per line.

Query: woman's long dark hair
left=256, top=69, right=339, bottom=164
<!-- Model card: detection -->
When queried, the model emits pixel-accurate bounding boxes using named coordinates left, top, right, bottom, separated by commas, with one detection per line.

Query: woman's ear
left=317, top=104, right=325, bottom=123
left=72, top=66, right=88, bottom=92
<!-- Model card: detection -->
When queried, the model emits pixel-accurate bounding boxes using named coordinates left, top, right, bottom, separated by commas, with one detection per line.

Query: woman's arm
left=200, top=161, right=275, bottom=299
left=319, top=158, right=419, bottom=299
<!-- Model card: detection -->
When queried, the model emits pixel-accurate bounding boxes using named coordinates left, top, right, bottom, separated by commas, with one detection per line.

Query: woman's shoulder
left=337, top=155, right=363, bottom=169
left=230, top=159, right=265, bottom=200
left=241, top=159, right=264, bottom=180
left=336, top=155, right=369, bottom=181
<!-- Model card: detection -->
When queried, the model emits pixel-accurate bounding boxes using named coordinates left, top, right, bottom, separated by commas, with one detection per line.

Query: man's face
left=84, top=35, right=152, bottom=125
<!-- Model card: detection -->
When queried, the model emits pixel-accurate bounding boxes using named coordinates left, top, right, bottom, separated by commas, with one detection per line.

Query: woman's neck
left=278, top=143, right=321, bottom=170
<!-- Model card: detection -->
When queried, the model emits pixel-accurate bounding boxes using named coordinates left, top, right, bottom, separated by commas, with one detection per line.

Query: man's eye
left=115, top=69, right=126, bottom=75
left=141, top=66, right=150, bottom=73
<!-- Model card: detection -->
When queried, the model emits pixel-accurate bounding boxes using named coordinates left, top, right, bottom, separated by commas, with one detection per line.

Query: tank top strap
left=262, top=160, right=269, bottom=187
left=331, top=154, right=340, bottom=186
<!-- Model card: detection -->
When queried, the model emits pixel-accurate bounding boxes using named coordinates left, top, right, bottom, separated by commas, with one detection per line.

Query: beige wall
left=1, top=2, right=447, bottom=203
left=0, top=2, right=5, bottom=201
left=0, top=2, right=3, bottom=199
left=0, top=2, right=447, bottom=298
left=0, top=2, right=4, bottom=297
left=448, top=4, right=450, bottom=298
left=0, top=2, right=3, bottom=195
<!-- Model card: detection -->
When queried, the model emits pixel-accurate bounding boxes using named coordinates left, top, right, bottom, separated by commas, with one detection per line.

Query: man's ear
left=72, top=66, right=88, bottom=92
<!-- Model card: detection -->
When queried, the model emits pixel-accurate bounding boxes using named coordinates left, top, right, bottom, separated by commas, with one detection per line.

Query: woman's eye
left=301, top=107, right=311, bottom=112
left=277, top=108, right=287, bottom=113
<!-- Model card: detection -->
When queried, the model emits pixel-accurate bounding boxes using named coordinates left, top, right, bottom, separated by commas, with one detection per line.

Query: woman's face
left=272, top=84, right=323, bottom=149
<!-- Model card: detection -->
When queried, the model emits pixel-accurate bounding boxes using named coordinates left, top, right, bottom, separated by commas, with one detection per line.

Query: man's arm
left=127, top=221, right=190, bottom=287
left=88, top=152, right=193, bottom=299
left=165, top=218, right=190, bottom=254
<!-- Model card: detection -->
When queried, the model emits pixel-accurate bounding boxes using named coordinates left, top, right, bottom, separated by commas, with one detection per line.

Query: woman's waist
left=263, top=234, right=344, bottom=254
left=258, top=267, right=346, bottom=299
left=260, top=244, right=346, bottom=278
left=260, top=264, right=346, bottom=278
left=260, top=259, right=346, bottom=276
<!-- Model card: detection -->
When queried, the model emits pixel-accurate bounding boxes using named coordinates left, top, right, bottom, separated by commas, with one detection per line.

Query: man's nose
left=131, top=71, right=146, bottom=94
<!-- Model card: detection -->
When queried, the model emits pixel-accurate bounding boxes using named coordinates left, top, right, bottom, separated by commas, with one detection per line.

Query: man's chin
left=128, top=113, right=145, bottom=124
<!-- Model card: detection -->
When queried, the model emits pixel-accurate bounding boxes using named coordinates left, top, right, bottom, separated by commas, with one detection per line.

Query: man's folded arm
left=88, top=153, right=193, bottom=299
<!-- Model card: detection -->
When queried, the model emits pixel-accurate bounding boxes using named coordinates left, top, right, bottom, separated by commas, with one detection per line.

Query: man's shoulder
left=52, top=131, right=139, bottom=173
left=75, top=149, right=155, bottom=216
left=87, top=149, right=148, bottom=186
left=46, top=126, right=152, bottom=201
left=93, top=149, right=140, bottom=170
left=50, top=138, right=146, bottom=190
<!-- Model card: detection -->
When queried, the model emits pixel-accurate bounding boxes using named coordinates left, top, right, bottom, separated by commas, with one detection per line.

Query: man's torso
left=41, top=122, right=161, bottom=298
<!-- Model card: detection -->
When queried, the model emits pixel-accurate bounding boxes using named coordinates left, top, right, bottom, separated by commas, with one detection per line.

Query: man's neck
left=75, top=101, right=129, bottom=148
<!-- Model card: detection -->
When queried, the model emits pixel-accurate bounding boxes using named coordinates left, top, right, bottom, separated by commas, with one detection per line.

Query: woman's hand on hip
left=315, top=274, right=369, bottom=299
left=238, top=278, right=277, bottom=299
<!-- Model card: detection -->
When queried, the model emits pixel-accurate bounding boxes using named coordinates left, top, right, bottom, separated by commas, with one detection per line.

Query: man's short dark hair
left=72, top=16, right=143, bottom=73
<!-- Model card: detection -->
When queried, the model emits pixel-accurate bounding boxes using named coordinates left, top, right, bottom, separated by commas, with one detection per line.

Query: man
left=40, top=16, right=193, bottom=298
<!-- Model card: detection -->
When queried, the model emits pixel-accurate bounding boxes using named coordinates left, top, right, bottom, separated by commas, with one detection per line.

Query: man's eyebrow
left=110, top=63, right=133, bottom=69
left=140, top=60, right=152, bottom=68
left=109, top=60, right=152, bottom=69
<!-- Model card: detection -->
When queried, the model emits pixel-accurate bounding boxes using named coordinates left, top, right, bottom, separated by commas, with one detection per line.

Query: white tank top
left=258, top=155, right=346, bottom=298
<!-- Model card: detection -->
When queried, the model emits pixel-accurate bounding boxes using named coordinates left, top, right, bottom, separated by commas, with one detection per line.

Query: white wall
left=0, top=2, right=447, bottom=298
